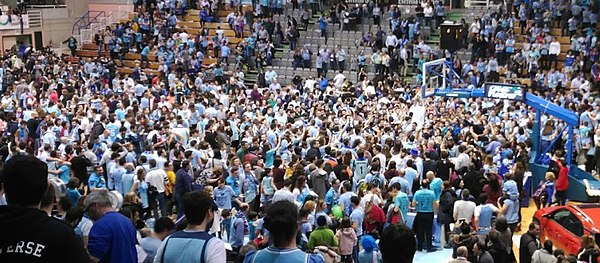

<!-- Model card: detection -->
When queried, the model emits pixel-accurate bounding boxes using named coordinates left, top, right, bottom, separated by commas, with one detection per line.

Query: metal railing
left=80, top=28, right=92, bottom=44
left=72, top=10, right=105, bottom=35
left=464, top=0, right=490, bottom=8
left=27, top=10, right=42, bottom=28
left=64, top=3, right=133, bottom=55
left=27, top=4, right=67, bottom=8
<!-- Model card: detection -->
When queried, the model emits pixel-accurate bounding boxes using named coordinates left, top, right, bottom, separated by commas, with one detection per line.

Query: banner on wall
left=0, top=14, right=30, bottom=30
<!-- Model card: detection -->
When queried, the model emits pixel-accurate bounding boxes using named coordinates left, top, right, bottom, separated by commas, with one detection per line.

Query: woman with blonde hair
left=130, top=168, right=150, bottom=219
left=578, top=235, right=599, bottom=263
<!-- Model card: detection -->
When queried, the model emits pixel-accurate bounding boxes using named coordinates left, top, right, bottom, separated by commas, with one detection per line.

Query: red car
left=533, top=204, right=600, bottom=257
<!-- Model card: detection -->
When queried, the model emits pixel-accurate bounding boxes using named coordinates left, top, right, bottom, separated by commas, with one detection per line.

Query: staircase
left=261, top=8, right=455, bottom=86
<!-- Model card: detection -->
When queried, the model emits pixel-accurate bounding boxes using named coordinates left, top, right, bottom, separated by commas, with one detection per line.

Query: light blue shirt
left=122, top=172, right=135, bottom=193
left=394, top=192, right=410, bottom=221
left=404, top=168, right=418, bottom=195
left=430, top=178, right=443, bottom=201
left=57, top=164, right=70, bottom=184
left=111, top=166, right=127, bottom=194
left=413, top=189, right=436, bottom=213
left=502, top=198, right=520, bottom=224
left=226, top=175, right=241, bottom=195
left=214, top=185, right=236, bottom=209
left=350, top=207, right=365, bottom=236
left=389, top=176, right=410, bottom=196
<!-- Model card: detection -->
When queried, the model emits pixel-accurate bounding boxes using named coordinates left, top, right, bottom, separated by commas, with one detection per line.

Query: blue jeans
left=353, top=234, right=362, bottom=261
left=153, top=192, right=166, bottom=220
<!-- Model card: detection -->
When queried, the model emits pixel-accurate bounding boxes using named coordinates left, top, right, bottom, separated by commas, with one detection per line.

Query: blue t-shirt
left=265, top=149, right=276, bottom=168
left=138, top=180, right=149, bottom=208
left=502, top=180, right=519, bottom=200
left=324, top=188, right=338, bottom=209
left=122, top=173, right=135, bottom=193
left=249, top=220, right=257, bottom=241
left=350, top=207, right=365, bottom=236
left=115, top=109, right=126, bottom=121
left=214, top=185, right=237, bottom=209
left=57, top=164, right=70, bottom=184
left=404, top=169, right=418, bottom=195
left=88, top=211, right=138, bottom=263
left=226, top=175, right=241, bottom=195
left=319, top=17, right=327, bottom=30
left=430, top=178, right=443, bottom=201
left=67, top=188, right=81, bottom=206
left=243, top=173, right=258, bottom=203
left=141, top=46, right=150, bottom=56
left=394, top=192, right=410, bottom=221
left=413, top=189, right=436, bottom=213
left=140, top=236, right=161, bottom=263
left=389, top=176, right=411, bottom=196
left=156, top=230, right=218, bottom=262
left=111, top=167, right=127, bottom=194
left=338, top=192, right=356, bottom=216
left=358, top=250, right=381, bottom=263
left=105, top=123, right=119, bottom=142
left=502, top=198, right=520, bottom=224
left=244, top=247, right=324, bottom=263
left=88, top=173, right=107, bottom=189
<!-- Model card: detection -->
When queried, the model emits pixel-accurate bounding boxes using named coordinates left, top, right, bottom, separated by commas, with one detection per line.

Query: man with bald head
left=448, top=246, right=470, bottom=263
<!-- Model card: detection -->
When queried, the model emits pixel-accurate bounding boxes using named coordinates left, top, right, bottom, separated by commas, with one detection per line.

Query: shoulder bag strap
left=200, top=236, right=214, bottom=263
left=160, top=237, right=171, bottom=263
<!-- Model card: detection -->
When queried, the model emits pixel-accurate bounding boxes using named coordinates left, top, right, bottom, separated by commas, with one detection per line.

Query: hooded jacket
left=311, top=168, right=329, bottom=199
left=0, top=206, right=90, bottom=262
left=335, top=227, right=357, bottom=256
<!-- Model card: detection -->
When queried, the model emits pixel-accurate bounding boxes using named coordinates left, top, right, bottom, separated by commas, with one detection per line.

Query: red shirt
left=556, top=163, right=569, bottom=191
left=364, top=204, right=386, bottom=233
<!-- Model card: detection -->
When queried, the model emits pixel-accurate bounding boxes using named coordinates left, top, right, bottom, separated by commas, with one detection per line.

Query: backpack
left=147, top=184, right=158, bottom=209
left=192, top=168, right=213, bottom=191
left=369, top=174, right=383, bottom=189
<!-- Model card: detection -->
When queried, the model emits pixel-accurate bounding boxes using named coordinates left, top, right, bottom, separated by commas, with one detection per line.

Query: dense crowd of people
left=1, top=0, right=600, bottom=262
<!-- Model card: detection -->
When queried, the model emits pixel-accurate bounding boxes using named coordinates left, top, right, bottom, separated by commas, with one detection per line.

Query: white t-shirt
left=333, top=74, right=346, bottom=88
left=359, top=193, right=382, bottom=209
left=453, top=200, right=476, bottom=223
left=146, top=169, right=168, bottom=193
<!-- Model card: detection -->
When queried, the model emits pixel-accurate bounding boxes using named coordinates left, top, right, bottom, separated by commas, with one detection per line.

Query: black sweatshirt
left=0, top=206, right=90, bottom=263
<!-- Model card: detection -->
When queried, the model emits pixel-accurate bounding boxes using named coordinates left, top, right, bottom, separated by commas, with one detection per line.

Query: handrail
left=72, top=11, right=90, bottom=34
left=26, top=4, right=67, bottom=8
left=89, top=11, right=105, bottom=30
left=72, top=11, right=105, bottom=35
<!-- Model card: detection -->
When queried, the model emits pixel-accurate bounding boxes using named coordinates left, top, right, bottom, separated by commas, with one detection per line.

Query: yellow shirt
left=131, top=22, right=139, bottom=32
left=165, top=170, right=176, bottom=195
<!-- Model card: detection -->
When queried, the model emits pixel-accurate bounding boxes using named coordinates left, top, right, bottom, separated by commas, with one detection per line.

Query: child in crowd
left=357, top=235, right=381, bottom=263
left=542, top=172, right=556, bottom=208
left=204, top=186, right=222, bottom=235
left=247, top=211, right=258, bottom=241
left=335, top=217, right=357, bottom=263
left=221, top=209, right=232, bottom=241
left=67, top=177, right=81, bottom=206
left=298, top=208, right=313, bottom=250
left=502, top=173, right=519, bottom=200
